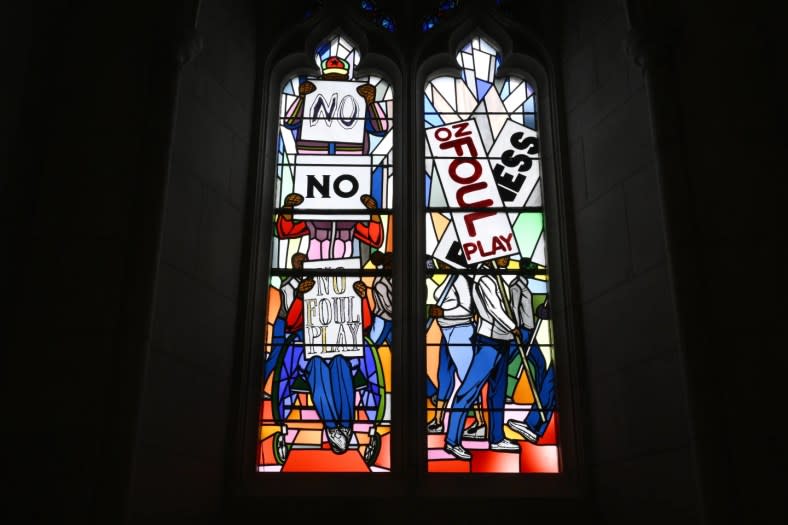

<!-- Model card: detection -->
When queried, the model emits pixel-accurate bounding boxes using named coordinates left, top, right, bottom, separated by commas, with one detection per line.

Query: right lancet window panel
left=424, top=37, right=559, bottom=473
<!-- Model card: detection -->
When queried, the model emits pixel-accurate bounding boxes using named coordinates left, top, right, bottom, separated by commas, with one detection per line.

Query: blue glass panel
left=501, top=78, right=510, bottom=98
left=525, top=113, right=536, bottom=129
left=371, top=165, right=384, bottom=206
left=423, top=95, right=444, bottom=127
left=524, top=96, right=535, bottom=113
left=316, top=42, right=330, bottom=57
left=424, top=173, right=432, bottom=203
left=476, top=79, right=492, bottom=100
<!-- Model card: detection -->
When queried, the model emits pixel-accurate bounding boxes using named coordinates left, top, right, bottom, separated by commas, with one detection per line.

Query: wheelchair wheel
left=272, top=431, right=288, bottom=465
left=363, top=432, right=381, bottom=466
left=356, top=337, right=387, bottom=422
left=271, top=334, right=304, bottom=423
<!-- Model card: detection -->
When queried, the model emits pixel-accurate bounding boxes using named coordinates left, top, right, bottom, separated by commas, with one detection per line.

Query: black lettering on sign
left=310, top=94, right=337, bottom=126
left=338, top=95, right=359, bottom=129
left=492, top=164, right=525, bottom=203
left=307, top=175, right=330, bottom=198
left=510, top=132, right=539, bottom=155
left=492, top=133, right=539, bottom=203
left=446, top=240, right=469, bottom=268
left=305, top=174, right=360, bottom=199
left=333, top=174, right=359, bottom=198
left=309, top=93, right=360, bottom=129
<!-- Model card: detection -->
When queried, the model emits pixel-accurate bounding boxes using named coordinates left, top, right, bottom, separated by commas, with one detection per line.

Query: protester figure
left=444, top=257, right=521, bottom=460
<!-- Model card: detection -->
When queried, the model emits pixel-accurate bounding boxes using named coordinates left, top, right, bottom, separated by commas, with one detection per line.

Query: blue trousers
left=427, top=377, right=437, bottom=400
left=370, top=317, right=393, bottom=348
left=264, top=317, right=287, bottom=380
left=436, top=323, right=475, bottom=401
left=511, top=327, right=556, bottom=436
left=446, top=334, right=510, bottom=446
left=305, top=355, right=354, bottom=429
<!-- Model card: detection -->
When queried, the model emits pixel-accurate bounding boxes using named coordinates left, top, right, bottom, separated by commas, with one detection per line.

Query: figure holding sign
left=283, top=55, right=389, bottom=155
left=283, top=265, right=374, bottom=454
left=277, top=54, right=388, bottom=262
left=276, top=192, right=383, bottom=261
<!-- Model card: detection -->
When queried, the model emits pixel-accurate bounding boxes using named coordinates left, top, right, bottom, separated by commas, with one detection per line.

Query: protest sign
left=301, top=80, right=366, bottom=144
left=292, top=155, right=372, bottom=220
left=302, top=258, right=364, bottom=359
left=426, top=119, right=519, bottom=264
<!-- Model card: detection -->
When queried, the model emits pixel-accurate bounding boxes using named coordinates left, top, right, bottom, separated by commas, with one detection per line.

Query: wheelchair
left=267, top=332, right=387, bottom=467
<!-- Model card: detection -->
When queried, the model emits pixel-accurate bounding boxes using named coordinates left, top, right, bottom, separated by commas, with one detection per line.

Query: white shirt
left=509, top=275, right=535, bottom=330
left=472, top=274, right=516, bottom=340
left=277, top=276, right=301, bottom=319
left=434, top=275, right=473, bottom=328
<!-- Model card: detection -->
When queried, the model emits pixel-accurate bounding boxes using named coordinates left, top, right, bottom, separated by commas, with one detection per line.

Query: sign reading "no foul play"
left=426, top=119, right=519, bottom=265
left=301, top=258, right=364, bottom=359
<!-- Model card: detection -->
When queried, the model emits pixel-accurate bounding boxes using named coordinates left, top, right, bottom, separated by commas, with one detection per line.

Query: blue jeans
left=445, top=334, right=510, bottom=446
left=370, top=317, right=393, bottom=348
left=264, top=317, right=287, bottom=380
left=436, top=323, right=475, bottom=401
left=305, top=355, right=354, bottom=430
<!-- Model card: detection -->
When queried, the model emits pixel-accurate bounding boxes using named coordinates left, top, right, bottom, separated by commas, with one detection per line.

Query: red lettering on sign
left=452, top=122, right=472, bottom=137
left=457, top=182, right=493, bottom=207
left=449, top=158, right=482, bottom=184
left=439, top=136, right=478, bottom=157
left=463, top=210, right=495, bottom=236
left=434, top=127, right=452, bottom=141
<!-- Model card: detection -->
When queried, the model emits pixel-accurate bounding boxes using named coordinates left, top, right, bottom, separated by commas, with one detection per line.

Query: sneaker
left=506, top=419, right=539, bottom=443
left=490, top=438, right=520, bottom=452
left=462, top=423, right=486, bottom=441
left=444, top=443, right=471, bottom=460
left=427, top=419, right=444, bottom=434
left=327, top=428, right=348, bottom=454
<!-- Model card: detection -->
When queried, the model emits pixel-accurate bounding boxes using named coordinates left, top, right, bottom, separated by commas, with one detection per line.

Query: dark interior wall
left=3, top=2, right=187, bottom=522
left=4, top=1, right=784, bottom=524
left=560, top=1, right=700, bottom=522
left=126, top=0, right=257, bottom=521
left=649, top=3, right=785, bottom=523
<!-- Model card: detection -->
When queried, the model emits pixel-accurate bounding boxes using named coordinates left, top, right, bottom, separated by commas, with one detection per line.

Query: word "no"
left=309, top=94, right=359, bottom=129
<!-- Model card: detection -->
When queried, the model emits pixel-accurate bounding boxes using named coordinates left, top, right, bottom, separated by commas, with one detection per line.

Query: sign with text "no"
left=293, top=155, right=372, bottom=220
left=301, top=80, right=366, bottom=144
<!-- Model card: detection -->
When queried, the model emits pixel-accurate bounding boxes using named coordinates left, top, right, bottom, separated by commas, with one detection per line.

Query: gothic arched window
left=424, top=36, right=559, bottom=473
left=257, top=34, right=395, bottom=472
left=238, top=1, right=581, bottom=496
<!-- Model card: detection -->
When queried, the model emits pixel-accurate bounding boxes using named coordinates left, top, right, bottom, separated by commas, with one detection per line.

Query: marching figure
left=444, top=257, right=521, bottom=460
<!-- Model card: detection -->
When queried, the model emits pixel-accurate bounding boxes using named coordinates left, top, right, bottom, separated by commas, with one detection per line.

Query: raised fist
left=284, top=193, right=304, bottom=208
left=280, top=193, right=304, bottom=221
left=536, top=301, right=551, bottom=320
left=356, top=84, right=376, bottom=105
left=298, top=278, right=315, bottom=294
left=360, top=194, right=377, bottom=209
left=299, top=81, right=316, bottom=96
left=353, top=280, right=367, bottom=298
left=428, top=304, right=444, bottom=318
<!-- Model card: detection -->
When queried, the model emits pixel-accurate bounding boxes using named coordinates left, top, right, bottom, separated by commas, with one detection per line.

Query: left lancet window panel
left=258, top=35, right=394, bottom=473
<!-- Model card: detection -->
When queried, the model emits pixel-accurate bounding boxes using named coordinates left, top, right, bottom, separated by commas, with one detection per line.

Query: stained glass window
left=257, top=35, right=394, bottom=473
left=424, top=36, right=560, bottom=473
